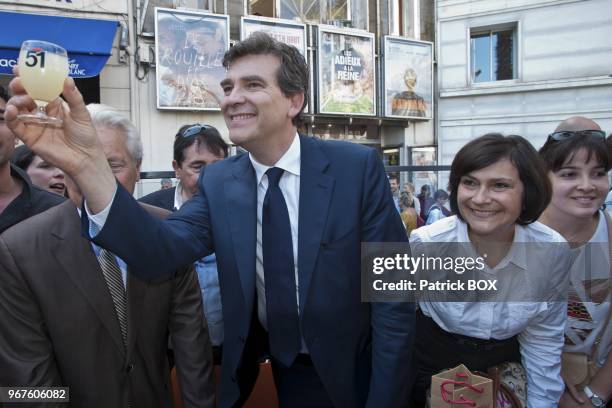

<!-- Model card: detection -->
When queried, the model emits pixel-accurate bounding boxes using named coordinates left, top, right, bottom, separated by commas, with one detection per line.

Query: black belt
left=417, top=309, right=518, bottom=351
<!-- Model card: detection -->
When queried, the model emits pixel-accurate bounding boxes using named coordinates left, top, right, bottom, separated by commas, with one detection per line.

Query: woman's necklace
left=542, top=211, right=599, bottom=248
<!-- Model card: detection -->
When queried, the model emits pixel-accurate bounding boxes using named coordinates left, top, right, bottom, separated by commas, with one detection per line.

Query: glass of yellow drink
left=17, top=40, right=69, bottom=125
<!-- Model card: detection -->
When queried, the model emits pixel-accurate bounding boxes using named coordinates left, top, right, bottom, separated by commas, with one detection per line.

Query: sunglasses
left=180, top=124, right=214, bottom=138
left=547, top=129, right=606, bottom=142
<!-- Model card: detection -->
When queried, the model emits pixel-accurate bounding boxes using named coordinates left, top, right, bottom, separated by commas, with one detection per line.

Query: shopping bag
left=487, top=363, right=526, bottom=408
left=430, top=364, right=494, bottom=408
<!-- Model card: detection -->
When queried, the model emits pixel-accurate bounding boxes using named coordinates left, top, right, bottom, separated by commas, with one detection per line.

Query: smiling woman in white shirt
left=408, top=133, right=572, bottom=408
left=538, top=119, right=612, bottom=408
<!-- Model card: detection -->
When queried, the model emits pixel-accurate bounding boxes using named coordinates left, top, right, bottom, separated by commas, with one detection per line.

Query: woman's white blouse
left=410, top=216, right=572, bottom=407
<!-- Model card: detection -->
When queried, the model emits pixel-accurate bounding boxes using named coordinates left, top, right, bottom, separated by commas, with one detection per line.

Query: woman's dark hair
left=174, top=124, right=228, bottom=166
left=11, top=144, right=36, bottom=170
left=539, top=132, right=611, bottom=172
left=418, top=184, right=431, bottom=197
left=449, top=133, right=551, bottom=225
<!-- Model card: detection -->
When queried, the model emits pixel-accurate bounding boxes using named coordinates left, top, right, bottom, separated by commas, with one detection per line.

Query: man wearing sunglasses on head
left=140, top=124, right=228, bottom=212
left=547, top=120, right=607, bottom=144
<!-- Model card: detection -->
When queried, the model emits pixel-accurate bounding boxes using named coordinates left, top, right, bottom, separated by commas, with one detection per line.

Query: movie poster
left=317, top=27, right=376, bottom=116
left=240, top=16, right=307, bottom=56
left=383, top=36, right=433, bottom=119
left=155, top=8, right=229, bottom=110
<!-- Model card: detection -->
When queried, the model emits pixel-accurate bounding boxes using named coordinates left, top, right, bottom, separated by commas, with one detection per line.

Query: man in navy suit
left=6, top=32, right=414, bottom=407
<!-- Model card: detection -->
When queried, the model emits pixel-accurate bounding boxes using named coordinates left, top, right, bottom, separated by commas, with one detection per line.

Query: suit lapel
left=51, top=202, right=126, bottom=356
left=126, top=271, right=147, bottom=356
left=224, top=155, right=258, bottom=315
left=297, top=135, right=334, bottom=315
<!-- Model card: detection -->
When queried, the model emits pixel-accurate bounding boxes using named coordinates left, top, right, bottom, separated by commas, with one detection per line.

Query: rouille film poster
left=317, top=27, right=376, bottom=116
left=155, top=8, right=229, bottom=110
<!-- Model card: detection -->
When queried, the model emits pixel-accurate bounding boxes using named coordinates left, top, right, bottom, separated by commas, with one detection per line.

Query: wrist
left=72, top=158, right=117, bottom=214
left=584, top=385, right=607, bottom=407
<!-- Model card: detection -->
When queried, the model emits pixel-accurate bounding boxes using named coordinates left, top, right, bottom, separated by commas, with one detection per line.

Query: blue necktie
left=262, top=167, right=301, bottom=367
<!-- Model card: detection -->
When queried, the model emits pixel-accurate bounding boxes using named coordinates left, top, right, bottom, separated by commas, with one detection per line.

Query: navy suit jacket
left=139, top=186, right=175, bottom=211
left=91, top=135, right=415, bottom=407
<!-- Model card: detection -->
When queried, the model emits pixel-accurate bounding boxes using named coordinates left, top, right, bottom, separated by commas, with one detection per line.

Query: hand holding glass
left=17, top=40, right=69, bottom=125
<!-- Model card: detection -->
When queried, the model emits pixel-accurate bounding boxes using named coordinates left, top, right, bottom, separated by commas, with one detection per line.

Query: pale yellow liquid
left=18, top=50, right=68, bottom=105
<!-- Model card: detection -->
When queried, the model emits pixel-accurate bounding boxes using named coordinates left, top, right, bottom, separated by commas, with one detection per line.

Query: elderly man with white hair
left=0, top=104, right=216, bottom=408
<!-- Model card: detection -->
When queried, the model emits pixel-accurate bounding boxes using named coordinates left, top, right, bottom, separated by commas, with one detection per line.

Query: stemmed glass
left=17, top=40, right=69, bottom=125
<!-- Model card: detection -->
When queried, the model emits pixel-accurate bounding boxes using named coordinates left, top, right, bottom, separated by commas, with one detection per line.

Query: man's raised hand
left=5, top=74, right=117, bottom=214
left=5, top=75, right=104, bottom=178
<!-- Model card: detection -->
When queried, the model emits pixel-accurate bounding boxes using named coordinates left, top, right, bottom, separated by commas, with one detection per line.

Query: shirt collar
left=501, top=225, right=528, bottom=270
left=456, top=218, right=528, bottom=270
left=249, top=132, right=301, bottom=186
left=589, top=210, right=607, bottom=243
left=174, top=182, right=184, bottom=210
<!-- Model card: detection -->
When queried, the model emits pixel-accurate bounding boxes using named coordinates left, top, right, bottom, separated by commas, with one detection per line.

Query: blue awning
left=0, top=11, right=118, bottom=78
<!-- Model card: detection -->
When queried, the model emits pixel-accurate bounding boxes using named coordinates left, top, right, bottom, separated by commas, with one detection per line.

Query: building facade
left=436, top=0, right=612, bottom=173
left=0, top=0, right=436, bottom=197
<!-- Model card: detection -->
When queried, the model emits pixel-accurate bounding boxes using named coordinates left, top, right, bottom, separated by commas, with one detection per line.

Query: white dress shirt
left=173, top=181, right=185, bottom=211
left=410, top=216, right=571, bottom=407
left=248, top=133, right=301, bottom=331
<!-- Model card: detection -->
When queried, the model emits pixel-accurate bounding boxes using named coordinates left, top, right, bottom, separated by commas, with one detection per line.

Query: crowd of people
left=0, top=32, right=610, bottom=408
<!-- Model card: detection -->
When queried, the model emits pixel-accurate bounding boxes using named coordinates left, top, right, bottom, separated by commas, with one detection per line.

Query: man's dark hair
left=448, top=133, right=551, bottom=225
left=174, top=124, right=228, bottom=165
left=11, top=144, right=36, bottom=170
left=539, top=132, right=611, bottom=173
left=222, top=32, right=309, bottom=126
left=433, top=189, right=448, bottom=201
left=0, top=85, right=9, bottom=104
left=388, top=174, right=399, bottom=182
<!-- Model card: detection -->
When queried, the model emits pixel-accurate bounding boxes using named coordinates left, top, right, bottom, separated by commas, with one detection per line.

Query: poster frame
left=316, top=25, right=377, bottom=117
left=240, top=15, right=307, bottom=56
left=154, top=7, right=230, bottom=111
left=381, top=35, right=434, bottom=120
